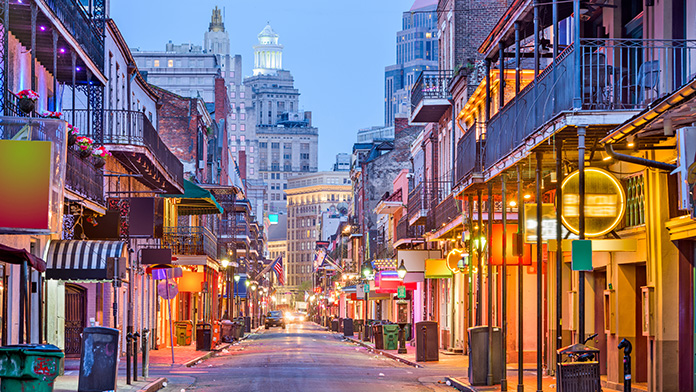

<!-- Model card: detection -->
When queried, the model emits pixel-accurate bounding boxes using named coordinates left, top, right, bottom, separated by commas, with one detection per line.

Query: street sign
left=363, top=283, right=370, bottom=293
left=572, top=240, right=593, bottom=271
left=152, top=267, right=183, bottom=280
left=397, top=285, right=406, bottom=299
left=157, top=281, right=178, bottom=299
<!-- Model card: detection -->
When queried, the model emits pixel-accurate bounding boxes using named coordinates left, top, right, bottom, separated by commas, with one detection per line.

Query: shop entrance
left=65, top=284, right=87, bottom=357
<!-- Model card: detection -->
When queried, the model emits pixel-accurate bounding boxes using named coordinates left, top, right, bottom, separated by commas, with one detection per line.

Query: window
left=271, top=143, right=280, bottom=149
left=230, top=135, right=236, bottom=142
left=240, top=113, right=246, bottom=120
left=240, top=125, right=245, bottom=131
left=300, top=153, right=309, bottom=160
left=284, top=154, right=291, bottom=160
left=230, top=146, right=236, bottom=152
left=240, top=92, right=245, bottom=98
left=154, top=59, right=160, bottom=67
left=230, top=92, right=236, bottom=98
left=167, top=59, right=173, bottom=67
left=229, top=71, right=235, bottom=78
left=250, top=146, right=254, bottom=153
left=240, top=103, right=245, bottom=110
left=230, top=124, right=236, bottom=131
left=240, top=136, right=246, bottom=143
left=231, top=113, right=236, bottom=120
left=260, top=142, right=267, bottom=148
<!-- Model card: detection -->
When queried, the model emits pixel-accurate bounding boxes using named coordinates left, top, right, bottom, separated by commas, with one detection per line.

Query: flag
left=313, top=248, right=327, bottom=272
left=272, top=256, right=284, bottom=286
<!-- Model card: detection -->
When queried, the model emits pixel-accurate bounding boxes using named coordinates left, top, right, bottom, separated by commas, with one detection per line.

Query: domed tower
left=253, top=24, right=284, bottom=75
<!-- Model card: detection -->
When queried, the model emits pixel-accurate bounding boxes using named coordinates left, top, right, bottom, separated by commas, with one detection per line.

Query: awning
left=45, top=240, right=126, bottom=280
left=0, top=243, right=46, bottom=272
left=161, top=179, right=223, bottom=216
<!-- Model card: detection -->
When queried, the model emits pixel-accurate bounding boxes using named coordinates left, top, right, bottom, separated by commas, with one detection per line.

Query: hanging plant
left=92, top=145, right=111, bottom=169
left=41, top=111, right=62, bottom=119
left=67, top=124, right=79, bottom=146
left=16, top=89, right=39, bottom=114
left=76, top=136, right=94, bottom=159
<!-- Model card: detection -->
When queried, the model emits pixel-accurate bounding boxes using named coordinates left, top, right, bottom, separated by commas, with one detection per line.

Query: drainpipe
left=604, top=145, right=677, bottom=171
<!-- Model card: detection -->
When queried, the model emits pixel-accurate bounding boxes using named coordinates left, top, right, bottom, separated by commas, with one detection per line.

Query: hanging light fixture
left=397, top=259, right=407, bottom=279
left=362, top=262, right=374, bottom=279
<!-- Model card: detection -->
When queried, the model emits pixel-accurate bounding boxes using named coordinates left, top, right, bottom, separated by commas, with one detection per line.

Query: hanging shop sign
left=524, top=204, right=575, bottom=243
left=561, top=167, right=626, bottom=237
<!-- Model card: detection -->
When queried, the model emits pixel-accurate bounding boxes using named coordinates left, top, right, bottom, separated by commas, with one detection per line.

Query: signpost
left=153, top=269, right=181, bottom=364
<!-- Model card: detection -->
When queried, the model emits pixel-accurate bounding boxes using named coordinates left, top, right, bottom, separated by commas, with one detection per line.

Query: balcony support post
left=578, top=126, right=586, bottom=342
left=86, top=69, right=91, bottom=136
left=486, top=181, right=494, bottom=386
left=71, top=52, right=76, bottom=125
left=476, top=189, right=483, bottom=326
left=30, top=3, right=36, bottom=92
left=501, top=174, right=508, bottom=391
left=468, top=194, right=475, bottom=332
left=52, top=30, right=58, bottom=111
left=485, top=60, right=491, bottom=123
left=535, top=151, right=543, bottom=392
left=515, top=22, right=521, bottom=95
left=516, top=165, right=524, bottom=392
left=552, top=0, right=559, bottom=113
left=573, top=0, right=582, bottom=109
left=499, top=42, right=505, bottom=110
left=533, top=0, right=539, bottom=77
left=555, top=135, right=564, bottom=373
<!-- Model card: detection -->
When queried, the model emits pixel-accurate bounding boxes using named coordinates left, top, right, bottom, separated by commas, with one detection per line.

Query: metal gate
left=65, top=284, right=87, bottom=357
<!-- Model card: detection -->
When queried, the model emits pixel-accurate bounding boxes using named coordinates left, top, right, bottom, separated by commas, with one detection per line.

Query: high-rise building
left=333, top=153, right=350, bottom=172
left=285, top=172, right=351, bottom=289
left=244, top=24, right=319, bottom=214
left=384, top=0, right=438, bottom=126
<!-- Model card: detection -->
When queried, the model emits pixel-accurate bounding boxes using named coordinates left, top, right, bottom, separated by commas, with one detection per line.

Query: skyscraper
left=384, top=0, right=438, bottom=126
left=244, top=24, right=319, bottom=215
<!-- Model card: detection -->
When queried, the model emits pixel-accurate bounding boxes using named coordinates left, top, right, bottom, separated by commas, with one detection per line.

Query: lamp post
left=234, top=274, right=240, bottom=318
left=396, top=259, right=408, bottom=354
left=221, top=259, right=230, bottom=319
left=362, top=262, right=373, bottom=342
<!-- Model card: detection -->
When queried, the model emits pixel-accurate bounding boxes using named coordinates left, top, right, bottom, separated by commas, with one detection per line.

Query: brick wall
left=215, top=77, right=230, bottom=185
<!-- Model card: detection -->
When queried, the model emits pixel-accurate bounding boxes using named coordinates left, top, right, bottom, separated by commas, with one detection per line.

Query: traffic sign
left=157, top=281, right=178, bottom=299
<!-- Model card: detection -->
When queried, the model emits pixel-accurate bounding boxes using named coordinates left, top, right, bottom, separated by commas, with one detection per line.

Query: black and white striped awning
left=45, top=240, right=126, bottom=280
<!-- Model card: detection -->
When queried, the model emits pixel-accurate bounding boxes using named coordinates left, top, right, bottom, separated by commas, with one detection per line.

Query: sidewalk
left=334, top=329, right=631, bottom=392
left=53, top=328, right=261, bottom=392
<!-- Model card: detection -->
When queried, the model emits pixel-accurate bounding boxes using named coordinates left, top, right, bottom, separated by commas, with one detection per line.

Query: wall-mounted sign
left=524, top=204, right=575, bottom=243
left=561, top=168, right=626, bottom=237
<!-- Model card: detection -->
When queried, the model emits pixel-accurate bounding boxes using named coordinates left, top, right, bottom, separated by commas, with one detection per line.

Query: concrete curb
left=445, top=377, right=476, bottom=392
left=137, top=377, right=167, bottom=392
left=183, top=343, right=231, bottom=367
left=345, top=337, right=423, bottom=368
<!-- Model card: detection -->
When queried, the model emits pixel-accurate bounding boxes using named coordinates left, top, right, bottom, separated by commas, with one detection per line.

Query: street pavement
left=159, top=322, right=455, bottom=392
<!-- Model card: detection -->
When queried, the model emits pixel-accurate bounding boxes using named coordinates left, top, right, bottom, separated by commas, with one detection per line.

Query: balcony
left=410, top=70, right=453, bottom=123
left=65, top=147, right=104, bottom=207
left=433, top=194, right=459, bottom=231
left=407, top=183, right=428, bottom=226
left=395, top=217, right=425, bottom=245
left=162, top=226, right=217, bottom=260
left=485, top=38, right=696, bottom=172
left=455, top=122, right=485, bottom=189
left=65, top=109, right=184, bottom=193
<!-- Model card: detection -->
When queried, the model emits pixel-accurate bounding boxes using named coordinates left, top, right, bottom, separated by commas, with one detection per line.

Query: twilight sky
left=110, top=0, right=415, bottom=171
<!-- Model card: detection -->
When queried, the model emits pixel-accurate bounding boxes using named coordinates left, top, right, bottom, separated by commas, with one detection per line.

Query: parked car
left=265, top=311, right=285, bottom=329
left=285, top=312, right=306, bottom=323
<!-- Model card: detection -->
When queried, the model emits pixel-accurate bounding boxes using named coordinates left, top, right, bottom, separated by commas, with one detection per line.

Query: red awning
left=0, top=243, right=47, bottom=272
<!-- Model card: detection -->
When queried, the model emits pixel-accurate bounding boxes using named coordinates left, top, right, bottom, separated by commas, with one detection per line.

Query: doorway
left=65, top=284, right=87, bottom=357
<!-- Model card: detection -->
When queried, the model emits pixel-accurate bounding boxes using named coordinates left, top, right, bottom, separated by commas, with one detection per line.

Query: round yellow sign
left=560, top=167, right=626, bottom=237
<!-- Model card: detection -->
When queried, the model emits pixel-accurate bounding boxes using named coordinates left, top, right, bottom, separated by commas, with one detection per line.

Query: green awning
left=162, top=179, right=223, bottom=215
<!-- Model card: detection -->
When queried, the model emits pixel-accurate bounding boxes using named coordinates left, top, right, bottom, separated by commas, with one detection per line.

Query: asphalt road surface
left=157, top=322, right=456, bottom=392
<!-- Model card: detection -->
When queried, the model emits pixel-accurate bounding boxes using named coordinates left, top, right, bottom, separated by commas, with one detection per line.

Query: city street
left=158, top=322, right=454, bottom=392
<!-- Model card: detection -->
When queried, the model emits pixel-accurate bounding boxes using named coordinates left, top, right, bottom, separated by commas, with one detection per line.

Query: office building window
left=167, top=59, right=173, bottom=67
left=153, top=59, right=160, bottom=67
left=240, top=125, right=245, bottom=131
left=240, top=113, right=246, bottom=120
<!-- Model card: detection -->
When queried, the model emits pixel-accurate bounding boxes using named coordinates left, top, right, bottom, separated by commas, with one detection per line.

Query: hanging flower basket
left=76, top=136, right=94, bottom=159
left=41, top=111, right=62, bottom=119
left=92, top=145, right=111, bottom=169
left=67, top=124, right=79, bottom=146
left=16, top=90, right=39, bottom=114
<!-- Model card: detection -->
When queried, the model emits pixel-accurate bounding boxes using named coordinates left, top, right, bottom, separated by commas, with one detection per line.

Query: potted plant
left=67, top=124, right=79, bottom=146
left=41, top=111, right=62, bottom=119
left=75, top=136, right=94, bottom=159
left=16, top=89, right=39, bottom=114
left=91, top=145, right=111, bottom=169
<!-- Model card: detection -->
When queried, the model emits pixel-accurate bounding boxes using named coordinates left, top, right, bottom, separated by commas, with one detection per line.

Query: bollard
left=618, top=338, right=632, bottom=392
left=126, top=332, right=133, bottom=385
left=142, top=328, right=149, bottom=379
left=133, top=331, right=140, bottom=381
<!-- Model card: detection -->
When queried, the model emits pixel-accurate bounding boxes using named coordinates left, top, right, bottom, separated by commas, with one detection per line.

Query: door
left=594, top=270, right=608, bottom=375
left=65, top=284, right=87, bottom=357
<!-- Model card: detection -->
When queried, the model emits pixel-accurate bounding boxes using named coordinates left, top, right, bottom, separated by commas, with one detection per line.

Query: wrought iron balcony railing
left=162, top=226, right=217, bottom=259
left=455, top=122, right=485, bottom=185
left=485, top=38, right=696, bottom=171
left=65, top=147, right=104, bottom=206
left=43, top=0, right=104, bottom=72
left=410, top=70, right=453, bottom=122
left=65, top=109, right=184, bottom=189
left=433, top=194, right=460, bottom=232
left=395, top=216, right=424, bottom=242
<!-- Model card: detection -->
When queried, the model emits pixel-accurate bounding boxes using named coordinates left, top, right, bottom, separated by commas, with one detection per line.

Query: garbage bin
left=467, top=326, right=503, bottom=385
left=382, top=324, right=400, bottom=350
left=221, top=320, right=235, bottom=343
left=373, top=323, right=385, bottom=349
left=234, top=318, right=246, bottom=337
left=416, top=321, right=439, bottom=362
left=353, top=319, right=363, bottom=339
left=77, top=326, right=119, bottom=392
left=0, top=344, right=64, bottom=392
left=174, top=320, right=193, bottom=346
left=244, top=316, right=251, bottom=332
left=556, top=343, right=601, bottom=392
left=338, top=318, right=344, bottom=333
left=331, top=318, right=339, bottom=332
left=211, top=321, right=221, bottom=347
left=343, top=318, right=354, bottom=337
left=196, top=323, right=212, bottom=351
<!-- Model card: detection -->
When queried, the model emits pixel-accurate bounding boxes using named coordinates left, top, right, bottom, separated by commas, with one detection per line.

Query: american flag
left=272, top=256, right=284, bottom=286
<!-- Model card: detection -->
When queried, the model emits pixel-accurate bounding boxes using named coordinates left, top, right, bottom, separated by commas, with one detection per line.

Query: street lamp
left=397, top=259, right=407, bottom=279
left=362, top=262, right=373, bottom=279
left=221, top=259, right=230, bottom=269
left=233, top=274, right=240, bottom=318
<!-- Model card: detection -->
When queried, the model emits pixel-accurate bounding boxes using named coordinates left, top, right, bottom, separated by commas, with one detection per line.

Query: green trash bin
left=0, top=344, right=64, bottom=392
left=383, top=324, right=400, bottom=350
left=174, top=320, right=193, bottom=346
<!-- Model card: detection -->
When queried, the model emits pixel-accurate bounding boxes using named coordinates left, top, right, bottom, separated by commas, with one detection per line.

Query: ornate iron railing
left=162, top=226, right=217, bottom=259
left=456, top=122, right=485, bottom=185
left=395, top=216, right=424, bottom=242
left=411, top=70, right=453, bottom=111
left=43, top=0, right=104, bottom=72
left=65, top=147, right=104, bottom=205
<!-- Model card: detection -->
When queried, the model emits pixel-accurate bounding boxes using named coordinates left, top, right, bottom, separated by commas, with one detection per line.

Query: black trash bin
left=373, top=323, right=385, bottom=349
left=467, top=326, right=503, bottom=385
left=196, top=323, right=212, bottom=351
left=556, top=343, right=601, bottom=392
left=244, top=316, right=251, bottom=332
left=331, top=318, right=339, bottom=332
left=338, top=318, right=344, bottom=333
left=78, top=326, right=120, bottom=392
left=343, top=318, right=354, bottom=337
left=415, top=321, right=439, bottom=362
